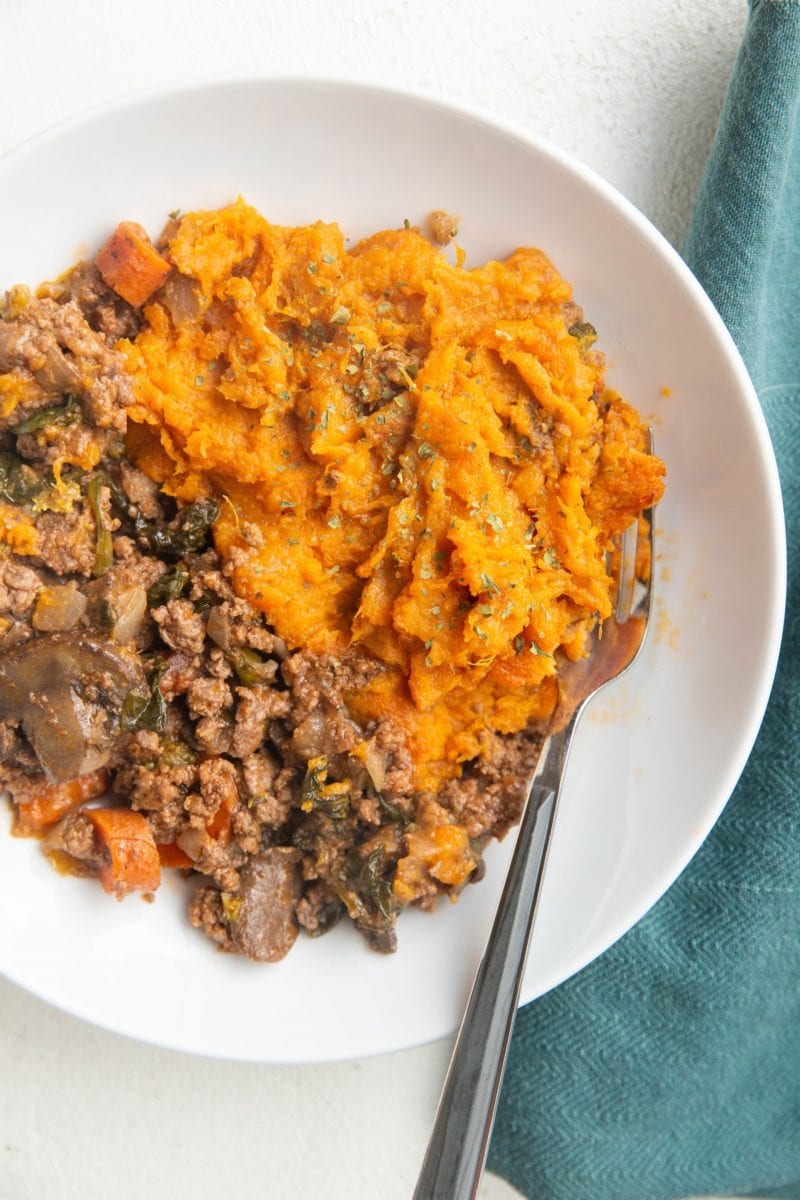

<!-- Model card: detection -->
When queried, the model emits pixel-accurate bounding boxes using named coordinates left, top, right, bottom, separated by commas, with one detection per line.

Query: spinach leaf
left=135, top=499, right=219, bottom=558
left=120, top=661, right=168, bottom=733
left=10, top=396, right=82, bottom=435
left=0, top=451, right=42, bottom=506
left=146, top=562, right=190, bottom=607
left=226, top=646, right=276, bottom=687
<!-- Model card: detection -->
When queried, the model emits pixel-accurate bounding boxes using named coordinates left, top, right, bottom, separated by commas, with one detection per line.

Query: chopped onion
left=361, top=739, right=387, bottom=792
left=32, top=585, right=87, bottom=632
left=110, top=585, right=147, bottom=644
left=206, top=604, right=231, bottom=649
left=159, top=272, right=201, bottom=325
left=176, top=827, right=205, bottom=862
left=33, top=342, right=83, bottom=394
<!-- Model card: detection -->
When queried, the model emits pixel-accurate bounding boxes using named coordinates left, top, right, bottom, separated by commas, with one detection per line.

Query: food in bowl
left=0, top=201, right=664, bottom=961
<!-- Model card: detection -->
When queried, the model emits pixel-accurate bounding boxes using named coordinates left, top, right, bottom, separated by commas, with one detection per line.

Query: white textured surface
left=0, top=1, right=748, bottom=1198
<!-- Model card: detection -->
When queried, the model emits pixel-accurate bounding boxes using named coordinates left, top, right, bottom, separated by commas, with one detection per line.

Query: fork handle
left=412, top=715, right=579, bottom=1200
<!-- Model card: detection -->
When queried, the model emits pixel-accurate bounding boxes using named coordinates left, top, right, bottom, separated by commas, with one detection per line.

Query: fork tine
left=614, top=518, right=639, bottom=622
left=614, top=428, right=656, bottom=624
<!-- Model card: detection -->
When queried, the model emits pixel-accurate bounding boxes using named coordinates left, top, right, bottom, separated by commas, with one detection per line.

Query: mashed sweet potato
left=122, top=199, right=664, bottom=791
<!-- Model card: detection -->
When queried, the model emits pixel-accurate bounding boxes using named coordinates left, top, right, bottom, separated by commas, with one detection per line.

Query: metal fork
left=413, top=490, right=655, bottom=1200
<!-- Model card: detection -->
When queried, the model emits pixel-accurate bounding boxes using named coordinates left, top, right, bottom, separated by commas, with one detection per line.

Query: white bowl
left=0, top=77, right=785, bottom=1062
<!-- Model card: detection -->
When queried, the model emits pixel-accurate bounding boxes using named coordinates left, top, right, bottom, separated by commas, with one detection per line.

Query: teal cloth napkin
left=488, top=2, right=800, bottom=1197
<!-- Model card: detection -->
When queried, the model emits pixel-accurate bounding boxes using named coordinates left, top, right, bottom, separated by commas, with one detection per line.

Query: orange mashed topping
left=122, top=199, right=664, bottom=791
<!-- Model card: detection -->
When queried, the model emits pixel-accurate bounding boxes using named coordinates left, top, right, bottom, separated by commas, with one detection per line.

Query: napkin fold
left=488, top=2, right=800, bottom=1197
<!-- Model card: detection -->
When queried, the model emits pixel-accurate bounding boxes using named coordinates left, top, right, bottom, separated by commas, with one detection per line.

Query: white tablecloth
left=0, top=2, right=747, bottom=1197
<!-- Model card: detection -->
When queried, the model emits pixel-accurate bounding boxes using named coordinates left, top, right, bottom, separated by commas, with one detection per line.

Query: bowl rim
left=0, top=72, right=787, bottom=1060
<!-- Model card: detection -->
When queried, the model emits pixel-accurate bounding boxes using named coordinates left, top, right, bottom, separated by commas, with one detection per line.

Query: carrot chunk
left=95, top=221, right=171, bottom=307
left=206, top=793, right=235, bottom=844
left=157, top=841, right=193, bottom=869
left=83, top=807, right=161, bottom=897
left=16, top=768, right=109, bottom=832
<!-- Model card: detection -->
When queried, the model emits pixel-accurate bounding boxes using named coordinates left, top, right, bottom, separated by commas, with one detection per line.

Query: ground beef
left=85, top=553, right=165, bottom=608
left=34, top=506, right=97, bottom=576
left=16, top=423, right=112, bottom=468
left=160, top=652, right=201, bottom=699
left=186, top=675, right=233, bottom=720
left=196, top=758, right=239, bottom=820
left=281, top=647, right=381, bottom=724
left=294, top=883, right=343, bottom=936
left=201, top=592, right=276, bottom=654
left=152, top=598, right=206, bottom=655
left=194, top=714, right=234, bottom=755
left=177, top=827, right=242, bottom=892
left=250, top=768, right=295, bottom=829
left=47, top=809, right=102, bottom=867
left=188, top=886, right=234, bottom=950
left=231, top=806, right=261, bottom=855
left=64, top=261, right=142, bottom=343
left=438, top=728, right=544, bottom=840
left=241, top=750, right=279, bottom=798
left=115, top=757, right=198, bottom=843
left=119, top=462, right=164, bottom=520
left=231, top=686, right=285, bottom=758
left=372, top=719, right=415, bottom=801
left=0, top=313, right=82, bottom=409
left=0, top=297, right=132, bottom=431
left=0, top=559, right=42, bottom=615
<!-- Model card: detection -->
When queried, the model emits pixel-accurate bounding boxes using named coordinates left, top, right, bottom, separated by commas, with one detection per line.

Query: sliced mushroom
left=229, top=847, right=302, bottom=963
left=31, top=339, right=83, bottom=394
left=0, top=633, right=145, bottom=783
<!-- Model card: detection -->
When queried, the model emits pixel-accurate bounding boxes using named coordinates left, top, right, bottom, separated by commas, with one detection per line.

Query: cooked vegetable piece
left=158, top=842, right=193, bottom=869
left=109, top=585, right=147, bottom=643
left=228, top=848, right=302, bottom=963
left=90, top=469, right=128, bottom=511
left=298, top=755, right=351, bottom=819
left=86, top=476, right=114, bottom=576
left=83, top=807, right=161, bottom=896
left=15, top=768, right=109, bottom=832
left=135, top=500, right=219, bottom=557
left=10, top=396, right=82, bottom=435
left=120, top=661, right=168, bottom=732
left=205, top=791, right=236, bottom=843
left=0, top=634, right=145, bottom=782
left=393, top=823, right=476, bottom=904
left=226, top=646, right=277, bottom=687
left=333, top=845, right=397, bottom=949
left=146, top=561, right=189, bottom=607
left=95, top=222, right=171, bottom=308
left=568, top=320, right=598, bottom=349
left=32, top=584, right=88, bottom=632
left=0, top=451, right=42, bottom=507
